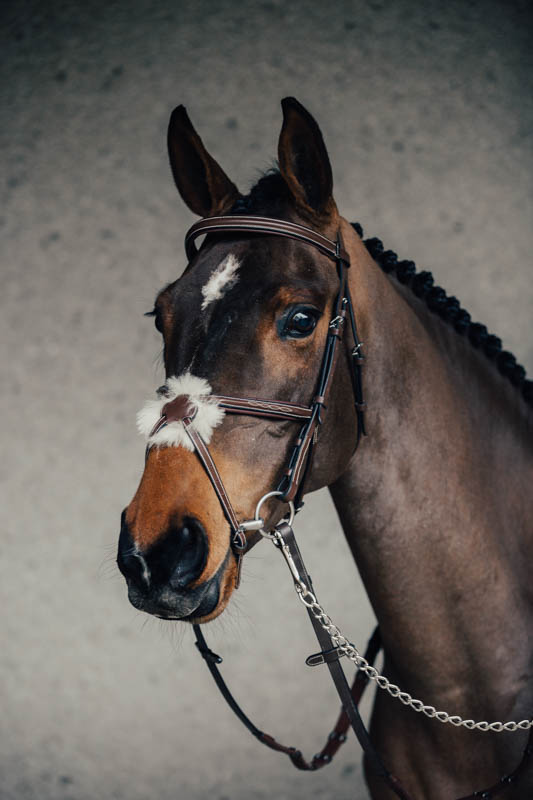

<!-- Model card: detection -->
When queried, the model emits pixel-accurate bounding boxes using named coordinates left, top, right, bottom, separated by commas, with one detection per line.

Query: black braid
left=411, top=271, right=434, bottom=298
left=396, top=260, right=416, bottom=284
left=351, top=223, right=532, bottom=407
left=442, top=295, right=460, bottom=323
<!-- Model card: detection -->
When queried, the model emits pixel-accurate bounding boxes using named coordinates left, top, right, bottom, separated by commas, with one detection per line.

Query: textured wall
left=1, top=2, right=532, bottom=799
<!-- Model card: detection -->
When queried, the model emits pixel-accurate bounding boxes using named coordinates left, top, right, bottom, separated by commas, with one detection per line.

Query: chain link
left=296, top=584, right=533, bottom=733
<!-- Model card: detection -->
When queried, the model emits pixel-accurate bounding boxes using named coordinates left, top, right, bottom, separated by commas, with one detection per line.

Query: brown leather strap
left=185, top=215, right=350, bottom=266
left=344, top=281, right=367, bottom=438
left=161, top=394, right=197, bottom=424
left=279, top=262, right=349, bottom=503
left=182, top=419, right=241, bottom=533
left=213, top=395, right=313, bottom=422
left=193, top=621, right=383, bottom=772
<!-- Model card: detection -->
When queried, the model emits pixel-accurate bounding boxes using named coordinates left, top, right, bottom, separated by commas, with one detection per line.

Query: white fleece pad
left=137, top=373, right=225, bottom=451
left=201, top=254, right=240, bottom=310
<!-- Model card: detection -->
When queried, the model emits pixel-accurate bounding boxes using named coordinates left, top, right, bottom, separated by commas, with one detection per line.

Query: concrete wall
left=1, top=1, right=531, bottom=798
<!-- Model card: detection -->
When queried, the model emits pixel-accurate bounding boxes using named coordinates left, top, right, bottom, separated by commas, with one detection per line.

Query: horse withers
left=118, top=98, right=533, bottom=799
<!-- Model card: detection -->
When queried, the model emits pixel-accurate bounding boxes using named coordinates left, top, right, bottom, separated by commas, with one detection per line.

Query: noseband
left=148, top=215, right=532, bottom=799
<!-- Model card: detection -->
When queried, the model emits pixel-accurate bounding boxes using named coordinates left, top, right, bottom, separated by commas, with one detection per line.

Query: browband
left=185, top=215, right=350, bottom=266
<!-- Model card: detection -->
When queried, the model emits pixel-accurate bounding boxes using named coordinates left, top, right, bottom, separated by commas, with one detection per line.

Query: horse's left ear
left=278, top=97, right=334, bottom=218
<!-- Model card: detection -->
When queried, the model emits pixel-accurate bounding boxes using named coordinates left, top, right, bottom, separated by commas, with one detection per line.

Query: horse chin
left=187, top=557, right=238, bottom=623
left=126, top=552, right=237, bottom=624
left=182, top=577, right=221, bottom=621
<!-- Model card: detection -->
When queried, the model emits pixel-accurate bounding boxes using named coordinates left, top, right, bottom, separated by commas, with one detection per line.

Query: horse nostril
left=146, top=516, right=208, bottom=590
left=170, top=519, right=208, bottom=589
left=120, top=551, right=151, bottom=592
left=117, top=512, right=208, bottom=593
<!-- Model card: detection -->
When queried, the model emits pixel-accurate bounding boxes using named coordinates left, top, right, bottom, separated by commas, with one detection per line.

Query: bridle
left=147, top=214, right=532, bottom=799
left=152, top=215, right=365, bottom=565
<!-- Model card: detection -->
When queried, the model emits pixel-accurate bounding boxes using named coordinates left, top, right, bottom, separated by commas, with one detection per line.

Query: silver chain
left=272, top=529, right=533, bottom=734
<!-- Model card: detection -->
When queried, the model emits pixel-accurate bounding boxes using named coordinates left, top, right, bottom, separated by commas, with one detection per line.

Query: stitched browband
left=185, top=215, right=351, bottom=265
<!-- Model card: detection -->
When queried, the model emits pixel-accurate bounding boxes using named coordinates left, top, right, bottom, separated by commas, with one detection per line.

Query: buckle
left=232, top=530, right=248, bottom=552
left=305, top=646, right=346, bottom=667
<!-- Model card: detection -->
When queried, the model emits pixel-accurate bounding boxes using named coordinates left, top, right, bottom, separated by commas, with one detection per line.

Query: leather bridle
left=151, top=214, right=366, bottom=562
left=147, top=214, right=532, bottom=799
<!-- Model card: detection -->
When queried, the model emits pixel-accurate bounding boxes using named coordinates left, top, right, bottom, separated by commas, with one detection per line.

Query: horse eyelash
left=144, top=309, right=156, bottom=318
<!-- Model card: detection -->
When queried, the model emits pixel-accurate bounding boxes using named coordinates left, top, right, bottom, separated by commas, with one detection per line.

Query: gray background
left=1, top=1, right=532, bottom=799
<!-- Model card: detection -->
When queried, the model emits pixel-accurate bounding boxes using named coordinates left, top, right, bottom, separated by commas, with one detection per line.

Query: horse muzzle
left=117, top=509, right=225, bottom=621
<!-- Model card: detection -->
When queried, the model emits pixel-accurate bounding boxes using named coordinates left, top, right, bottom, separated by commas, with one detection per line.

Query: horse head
left=118, top=98, right=360, bottom=622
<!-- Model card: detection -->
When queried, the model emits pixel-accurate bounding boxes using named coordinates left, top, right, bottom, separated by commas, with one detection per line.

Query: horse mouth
left=127, top=579, right=220, bottom=622
left=182, top=578, right=221, bottom=621
left=125, top=553, right=230, bottom=623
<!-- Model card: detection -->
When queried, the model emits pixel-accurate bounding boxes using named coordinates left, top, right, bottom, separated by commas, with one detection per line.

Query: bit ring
left=255, top=490, right=295, bottom=537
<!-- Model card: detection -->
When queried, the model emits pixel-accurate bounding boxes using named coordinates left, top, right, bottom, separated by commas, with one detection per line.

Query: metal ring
left=254, top=490, right=295, bottom=537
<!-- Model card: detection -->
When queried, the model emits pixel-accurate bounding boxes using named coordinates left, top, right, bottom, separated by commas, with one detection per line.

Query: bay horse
left=118, top=97, right=533, bottom=799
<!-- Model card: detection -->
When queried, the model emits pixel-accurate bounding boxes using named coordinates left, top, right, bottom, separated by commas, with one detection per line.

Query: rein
left=149, top=215, right=532, bottom=799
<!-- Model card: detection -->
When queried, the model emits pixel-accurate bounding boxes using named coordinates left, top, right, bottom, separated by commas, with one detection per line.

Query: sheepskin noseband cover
left=137, top=373, right=225, bottom=451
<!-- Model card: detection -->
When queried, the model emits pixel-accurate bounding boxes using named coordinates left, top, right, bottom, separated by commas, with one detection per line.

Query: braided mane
left=354, top=223, right=532, bottom=407
left=231, top=172, right=532, bottom=407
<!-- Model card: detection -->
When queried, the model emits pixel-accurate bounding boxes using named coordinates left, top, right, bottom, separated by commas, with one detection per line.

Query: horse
left=117, top=97, right=533, bottom=799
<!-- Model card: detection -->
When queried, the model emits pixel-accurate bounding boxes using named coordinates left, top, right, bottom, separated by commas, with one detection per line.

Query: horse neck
left=331, top=220, right=533, bottom=705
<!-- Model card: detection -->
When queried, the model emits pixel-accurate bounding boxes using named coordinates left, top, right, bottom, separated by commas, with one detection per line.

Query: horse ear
left=278, top=97, right=334, bottom=217
left=167, top=105, right=240, bottom=217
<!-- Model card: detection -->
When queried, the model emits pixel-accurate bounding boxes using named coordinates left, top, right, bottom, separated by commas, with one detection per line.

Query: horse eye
left=144, top=308, right=163, bottom=333
left=283, top=307, right=319, bottom=339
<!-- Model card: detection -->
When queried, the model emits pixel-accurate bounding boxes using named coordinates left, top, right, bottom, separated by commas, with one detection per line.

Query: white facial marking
left=137, top=372, right=225, bottom=451
left=201, top=254, right=240, bottom=311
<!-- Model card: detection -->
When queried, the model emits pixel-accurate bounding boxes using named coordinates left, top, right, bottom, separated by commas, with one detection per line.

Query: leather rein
left=148, top=215, right=532, bottom=799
